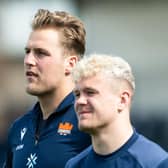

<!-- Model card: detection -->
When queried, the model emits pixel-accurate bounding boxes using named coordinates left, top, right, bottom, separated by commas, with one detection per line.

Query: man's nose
left=75, top=94, right=87, bottom=105
left=24, top=52, right=36, bottom=66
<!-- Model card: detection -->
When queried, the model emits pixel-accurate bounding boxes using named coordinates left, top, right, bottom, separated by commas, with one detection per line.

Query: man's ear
left=65, top=56, right=78, bottom=75
left=118, top=91, right=130, bottom=112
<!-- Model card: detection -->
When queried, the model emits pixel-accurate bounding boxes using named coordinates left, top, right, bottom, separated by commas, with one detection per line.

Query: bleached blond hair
left=72, top=53, right=135, bottom=92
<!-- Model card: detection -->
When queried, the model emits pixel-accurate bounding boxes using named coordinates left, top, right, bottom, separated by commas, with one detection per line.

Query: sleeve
left=64, top=161, right=70, bottom=168
left=157, top=157, right=168, bottom=168
left=65, top=156, right=79, bottom=168
left=65, top=159, right=74, bottom=168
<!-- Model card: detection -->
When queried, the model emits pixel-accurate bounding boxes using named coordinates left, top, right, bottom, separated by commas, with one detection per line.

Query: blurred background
left=0, top=0, right=168, bottom=166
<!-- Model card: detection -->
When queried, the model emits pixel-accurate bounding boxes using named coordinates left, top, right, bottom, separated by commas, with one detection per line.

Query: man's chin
left=26, top=88, right=40, bottom=96
left=79, top=125, right=92, bottom=134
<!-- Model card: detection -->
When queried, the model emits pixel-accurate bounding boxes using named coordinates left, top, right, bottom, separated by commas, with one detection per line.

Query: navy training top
left=3, top=92, right=91, bottom=168
left=65, top=131, right=168, bottom=168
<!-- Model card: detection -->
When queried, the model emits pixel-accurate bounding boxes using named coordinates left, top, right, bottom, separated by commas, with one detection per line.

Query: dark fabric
left=3, top=92, right=91, bottom=168
left=65, top=131, right=168, bottom=168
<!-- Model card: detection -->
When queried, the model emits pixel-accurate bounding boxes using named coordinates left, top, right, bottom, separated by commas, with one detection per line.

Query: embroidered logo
left=57, top=122, right=73, bottom=135
left=16, top=144, right=24, bottom=151
left=21, top=127, right=27, bottom=141
left=26, top=153, right=37, bottom=168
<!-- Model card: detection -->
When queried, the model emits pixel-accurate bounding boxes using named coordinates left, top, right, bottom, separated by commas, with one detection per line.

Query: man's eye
left=86, top=91, right=95, bottom=96
left=25, top=48, right=30, bottom=54
left=34, top=49, right=50, bottom=58
left=36, top=51, right=46, bottom=57
left=74, top=91, right=80, bottom=98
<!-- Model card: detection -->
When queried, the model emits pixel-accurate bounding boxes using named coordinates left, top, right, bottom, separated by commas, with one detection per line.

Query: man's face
left=73, top=74, right=121, bottom=134
left=24, top=28, right=66, bottom=96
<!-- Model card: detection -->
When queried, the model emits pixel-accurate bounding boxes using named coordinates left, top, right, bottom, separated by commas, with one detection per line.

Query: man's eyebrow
left=73, top=88, right=79, bottom=93
left=84, top=87, right=96, bottom=91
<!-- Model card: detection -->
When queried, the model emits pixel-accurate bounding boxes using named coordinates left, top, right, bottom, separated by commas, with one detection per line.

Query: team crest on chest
left=57, top=122, right=73, bottom=135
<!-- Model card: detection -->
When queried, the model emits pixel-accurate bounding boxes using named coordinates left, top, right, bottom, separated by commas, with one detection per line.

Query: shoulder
left=8, top=103, right=37, bottom=137
left=12, top=106, right=35, bottom=126
left=128, top=134, right=168, bottom=167
left=65, top=146, right=92, bottom=168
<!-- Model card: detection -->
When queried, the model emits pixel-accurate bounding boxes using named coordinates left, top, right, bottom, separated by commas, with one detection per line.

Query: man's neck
left=38, top=93, right=63, bottom=120
left=38, top=83, right=74, bottom=120
left=92, top=121, right=133, bottom=155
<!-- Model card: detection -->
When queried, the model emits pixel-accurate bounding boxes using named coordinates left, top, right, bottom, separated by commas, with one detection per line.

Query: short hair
left=31, top=9, right=86, bottom=58
left=72, top=53, right=135, bottom=92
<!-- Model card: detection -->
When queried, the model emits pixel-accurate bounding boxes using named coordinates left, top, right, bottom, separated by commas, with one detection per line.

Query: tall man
left=3, top=9, right=91, bottom=168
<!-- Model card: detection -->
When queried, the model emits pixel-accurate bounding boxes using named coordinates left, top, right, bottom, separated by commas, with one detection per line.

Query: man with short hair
left=65, top=53, right=168, bottom=168
left=3, top=9, right=91, bottom=168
